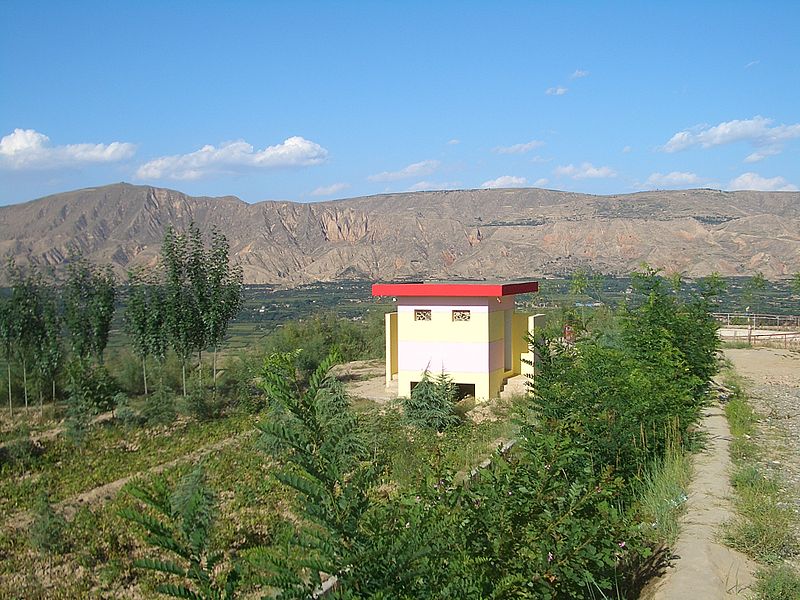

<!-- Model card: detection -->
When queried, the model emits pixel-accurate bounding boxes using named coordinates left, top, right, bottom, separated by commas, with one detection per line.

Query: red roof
left=372, top=281, right=538, bottom=298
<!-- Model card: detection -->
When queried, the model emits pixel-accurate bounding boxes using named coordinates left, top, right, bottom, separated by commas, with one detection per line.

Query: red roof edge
left=372, top=281, right=538, bottom=298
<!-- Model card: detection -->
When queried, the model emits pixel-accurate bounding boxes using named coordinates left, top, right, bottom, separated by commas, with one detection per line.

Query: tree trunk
left=39, top=386, right=43, bottom=417
left=52, top=379, right=56, bottom=404
left=142, top=356, right=148, bottom=396
left=182, top=362, right=187, bottom=397
left=213, top=346, right=218, bottom=399
left=197, top=350, right=203, bottom=384
left=7, top=362, right=12, bottom=418
left=22, top=359, right=28, bottom=412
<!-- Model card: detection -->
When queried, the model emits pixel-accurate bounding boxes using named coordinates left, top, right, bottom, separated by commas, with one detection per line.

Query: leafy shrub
left=185, top=381, right=223, bottom=421
left=106, top=348, right=146, bottom=396
left=120, top=465, right=239, bottom=599
left=262, top=312, right=376, bottom=377
left=29, top=492, right=68, bottom=555
left=403, top=370, right=461, bottom=432
left=457, top=421, right=642, bottom=598
left=113, top=393, right=142, bottom=428
left=141, top=386, right=176, bottom=426
left=65, top=358, right=118, bottom=415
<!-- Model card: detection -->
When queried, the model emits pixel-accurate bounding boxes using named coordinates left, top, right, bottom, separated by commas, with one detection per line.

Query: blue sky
left=1, top=1, right=798, bottom=205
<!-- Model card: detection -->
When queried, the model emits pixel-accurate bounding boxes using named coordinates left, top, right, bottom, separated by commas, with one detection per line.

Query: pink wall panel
left=398, top=340, right=490, bottom=373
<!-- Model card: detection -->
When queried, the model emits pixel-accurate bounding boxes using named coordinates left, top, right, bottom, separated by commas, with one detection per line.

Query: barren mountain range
left=0, top=183, right=798, bottom=285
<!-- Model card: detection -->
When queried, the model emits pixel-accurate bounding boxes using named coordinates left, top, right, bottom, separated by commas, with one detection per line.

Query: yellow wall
left=385, top=312, right=398, bottom=386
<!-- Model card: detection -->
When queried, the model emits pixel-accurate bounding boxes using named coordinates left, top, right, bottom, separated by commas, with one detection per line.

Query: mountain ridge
left=1, top=182, right=798, bottom=284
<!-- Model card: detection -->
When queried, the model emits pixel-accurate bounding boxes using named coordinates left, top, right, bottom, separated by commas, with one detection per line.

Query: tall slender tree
left=36, top=282, right=62, bottom=414
left=63, top=251, right=116, bottom=363
left=204, top=227, right=243, bottom=392
left=0, top=287, right=17, bottom=417
left=161, top=223, right=241, bottom=397
left=6, top=261, right=47, bottom=412
left=125, top=267, right=169, bottom=395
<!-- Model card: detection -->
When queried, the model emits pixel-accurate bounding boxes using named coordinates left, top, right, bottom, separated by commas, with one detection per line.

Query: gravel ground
left=724, top=348, right=800, bottom=532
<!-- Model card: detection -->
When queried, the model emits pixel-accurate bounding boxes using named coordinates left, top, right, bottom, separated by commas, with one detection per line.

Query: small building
left=372, top=281, right=544, bottom=401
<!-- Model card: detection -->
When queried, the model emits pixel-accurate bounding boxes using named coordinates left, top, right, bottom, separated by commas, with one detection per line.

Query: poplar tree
left=125, top=268, right=169, bottom=395
left=162, top=226, right=197, bottom=397
left=0, top=289, right=18, bottom=417
left=36, top=283, right=62, bottom=413
left=161, top=223, right=241, bottom=397
left=6, top=261, right=47, bottom=412
left=204, top=227, right=243, bottom=393
left=63, top=251, right=116, bottom=363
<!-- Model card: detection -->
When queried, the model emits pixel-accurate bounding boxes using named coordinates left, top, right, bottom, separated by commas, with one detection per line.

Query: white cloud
left=645, top=171, right=702, bottom=188
left=481, top=175, right=527, bottom=189
left=545, top=86, right=568, bottom=96
left=135, top=136, right=327, bottom=180
left=571, top=69, right=589, bottom=78
left=0, top=128, right=136, bottom=169
left=728, top=172, right=798, bottom=192
left=447, top=139, right=461, bottom=145
left=533, top=178, right=549, bottom=187
left=661, top=116, right=800, bottom=162
left=493, top=140, right=544, bottom=154
left=311, top=182, right=350, bottom=197
left=622, top=145, right=633, bottom=153
left=368, top=159, right=440, bottom=182
left=744, top=147, right=782, bottom=163
left=530, top=155, right=550, bottom=164
left=554, top=162, right=617, bottom=179
left=407, top=180, right=460, bottom=192
left=744, top=60, right=760, bottom=69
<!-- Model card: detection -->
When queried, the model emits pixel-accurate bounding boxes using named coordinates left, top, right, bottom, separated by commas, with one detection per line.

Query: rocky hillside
left=1, top=183, right=798, bottom=284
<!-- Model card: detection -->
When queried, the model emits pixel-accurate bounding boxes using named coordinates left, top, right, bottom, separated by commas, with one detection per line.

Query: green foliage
left=63, top=250, right=116, bottom=362
left=185, top=380, right=222, bottom=422
left=262, top=312, right=375, bottom=378
left=254, top=352, right=428, bottom=598
left=114, top=392, right=143, bottom=428
left=457, top=422, right=641, bottom=598
left=160, top=223, right=243, bottom=397
left=403, top=370, right=461, bottom=432
left=0, top=427, right=43, bottom=471
left=142, top=386, right=177, bottom=427
left=125, top=267, right=169, bottom=394
left=120, top=464, right=239, bottom=599
left=754, top=564, right=800, bottom=600
left=792, top=273, right=800, bottom=296
left=29, top=492, right=68, bottom=555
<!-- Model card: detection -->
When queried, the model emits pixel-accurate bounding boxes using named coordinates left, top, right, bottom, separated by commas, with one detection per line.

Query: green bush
left=113, top=393, right=142, bottom=428
left=141, top=386, right=176, bottom=426
left=106, top=348, right=146, bottom=396
left=403, top=370, right=461, bottom=432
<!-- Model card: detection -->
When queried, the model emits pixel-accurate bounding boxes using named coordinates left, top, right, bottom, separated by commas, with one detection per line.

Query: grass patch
left=753, top=564, right=800, bottom=600
left=636, top=450, right=693, bottom=546
left=724, top=465, right=797, bottom=564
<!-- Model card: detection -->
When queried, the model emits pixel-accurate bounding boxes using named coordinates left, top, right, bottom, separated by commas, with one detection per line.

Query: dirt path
left=644, top=347, right=800, bottom=598
left=642, top=404, right=758, bottom=599
left=3, top=430, right=251, bottom=531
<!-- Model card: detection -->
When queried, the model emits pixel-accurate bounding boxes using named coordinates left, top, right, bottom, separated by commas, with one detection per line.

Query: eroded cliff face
left=1, top=183, right=798, bottom=284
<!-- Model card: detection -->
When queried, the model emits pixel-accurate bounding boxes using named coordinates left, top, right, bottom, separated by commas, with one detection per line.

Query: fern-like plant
left=253, top=351, right=448, bottom=599
left=120, top=464, right=239, bottom=599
